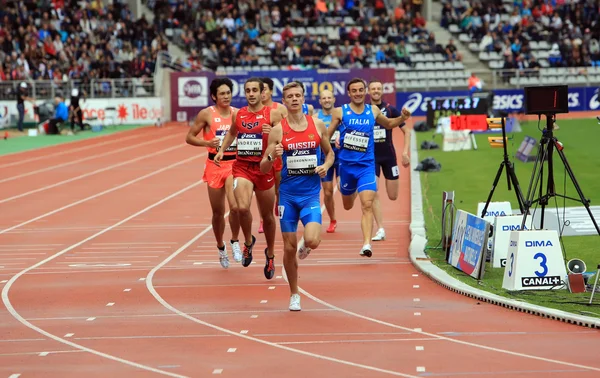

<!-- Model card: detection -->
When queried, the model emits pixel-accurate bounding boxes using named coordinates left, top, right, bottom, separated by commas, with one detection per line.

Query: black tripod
left=480, top=117, right=526, bottom=218
left=520, top=113, right=600, bottom=236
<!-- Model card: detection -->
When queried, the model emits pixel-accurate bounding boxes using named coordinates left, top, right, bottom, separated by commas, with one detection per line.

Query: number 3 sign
left=502, top=229, right=568, bottom=291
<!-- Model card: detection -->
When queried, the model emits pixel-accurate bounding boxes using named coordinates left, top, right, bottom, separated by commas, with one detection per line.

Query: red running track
left=0, top=124, right=598, bottom=378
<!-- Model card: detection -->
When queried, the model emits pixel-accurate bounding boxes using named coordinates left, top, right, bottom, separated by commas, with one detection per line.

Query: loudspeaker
left=567, top=259, right=587, bottom=274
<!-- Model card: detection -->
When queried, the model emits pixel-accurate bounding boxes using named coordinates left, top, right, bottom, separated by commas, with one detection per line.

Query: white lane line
left=0, top=133, right=178, bottom=185
left=1, top=179, right=204, bottom=377
left=0, top=127, right=156, bottom=169
left=0, top=142, right=182, bottom=204
left=145, top=215, right=419, bottom=378
left=0, top=153, right=205, bottom=235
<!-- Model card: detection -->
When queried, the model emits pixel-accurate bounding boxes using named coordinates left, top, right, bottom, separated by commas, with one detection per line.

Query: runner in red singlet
left=185, top=78, right=242, bottom=269
left=214, top=77, right=284, bottom=280
left=256, top=77, right=288, bottom=233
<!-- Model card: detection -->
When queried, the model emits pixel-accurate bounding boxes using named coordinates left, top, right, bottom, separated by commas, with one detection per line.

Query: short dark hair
left=347, top=78, right=366, bottom=91
left=260, top=77, right=274, bottom=91
left=368, top=79, right=383, bottom=87
left=244, top=77, right=264, bottom=92
left=293, top=80, right=306, bottom=94
left=209, top=78, right=234, bottom=103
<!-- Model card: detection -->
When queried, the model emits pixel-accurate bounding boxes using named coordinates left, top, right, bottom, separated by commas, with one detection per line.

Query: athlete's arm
left=307, top=104, right=314, bottom=116
left=270, top=107, right=284, bottom=126
left=185, top=109, right=218, bottom=148
left=315, top=119, right=334, bottom=178
left=373, top=106, right=412, bottom=129
left=278, top=103, right=288, bottom=118
left=260, top=122, right=283, bottom=174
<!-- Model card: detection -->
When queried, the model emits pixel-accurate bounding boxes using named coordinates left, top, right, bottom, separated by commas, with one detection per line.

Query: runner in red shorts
left=214, top=77, right=284, bottom=280
left=257, top=77, right=288, bottom=233
left=185, top=77, right=242, bottom=269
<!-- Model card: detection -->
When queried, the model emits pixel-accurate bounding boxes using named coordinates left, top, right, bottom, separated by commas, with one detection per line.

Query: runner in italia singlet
left=338, top=103, right=376, bottom=166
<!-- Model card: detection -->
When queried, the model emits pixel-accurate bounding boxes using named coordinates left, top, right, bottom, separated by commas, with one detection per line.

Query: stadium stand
left=442, top=0, right=600, bottom=87
left=0, top=0, right=162, bottom=100
left=145, top=0, right=472, bottom=91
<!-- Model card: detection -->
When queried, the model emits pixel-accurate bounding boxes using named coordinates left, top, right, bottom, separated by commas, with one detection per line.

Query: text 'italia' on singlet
left=280, top=115, right=322, bottom=195
left=339, top=103, right=376, bottom=164
left=234, top=105, right=271, bottom=163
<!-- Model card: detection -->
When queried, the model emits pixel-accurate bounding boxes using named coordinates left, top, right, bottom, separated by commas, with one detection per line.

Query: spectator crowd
left=441, top=0, right=600, bottom=73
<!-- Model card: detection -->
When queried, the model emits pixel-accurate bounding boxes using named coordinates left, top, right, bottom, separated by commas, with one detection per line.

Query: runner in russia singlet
left=204, top=106, right=237, bottom=156
left=280, top=116, right=322, bottom=195
left=339, top=103, right=376, bottom=165
left=235, top=106, right=271, bottom=163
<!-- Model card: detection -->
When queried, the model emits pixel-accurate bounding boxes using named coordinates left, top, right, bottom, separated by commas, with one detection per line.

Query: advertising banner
left=396, top=86, right=600, bottom=117
left=169, top=68, right=397, bottom=122
left=448, top=209, right=491, bottom=280
left=0, top=98, right=163, bottom=128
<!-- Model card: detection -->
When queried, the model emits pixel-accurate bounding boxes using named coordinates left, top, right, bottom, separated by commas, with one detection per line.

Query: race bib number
left=343, top=130, right=369, bottom=153
left=286, top=149, right=318, bottom=175
left=374, top=127, right=386, bottom=143
left=330, top=130, right=340, bottom=144
left=216, top=129, right=236, bottom=152
left=236, top=133, right=262, bottom=157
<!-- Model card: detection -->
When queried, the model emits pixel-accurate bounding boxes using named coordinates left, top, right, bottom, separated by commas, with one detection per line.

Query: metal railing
left=0, top=77, right=155, bottom=101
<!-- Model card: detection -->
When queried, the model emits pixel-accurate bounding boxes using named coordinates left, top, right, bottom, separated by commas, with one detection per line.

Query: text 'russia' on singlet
left=234, top=105, right=271, bottom=163
left=280, top=115, right=322, bottom=195
left=204, top=106, right=237, bottom=156
left=339, top=103, right=376, bottom=165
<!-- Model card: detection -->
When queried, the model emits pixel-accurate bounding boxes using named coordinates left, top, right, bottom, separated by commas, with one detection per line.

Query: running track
left=0, top=124, right=598, bottom=378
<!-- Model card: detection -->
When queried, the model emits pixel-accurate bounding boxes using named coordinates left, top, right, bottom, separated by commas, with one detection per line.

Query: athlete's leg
left=279, top=193, right=301, bottom=310
left=356, top=165, right=378, bottom=257
left=233, top=177, right=256, bottom=259
left=224, top=175, right=242, bottom=262
left=207, top=186, right=230, bottom=268
left=255, top=185, right=277, bottom=280
left=373, top=161, right=400, bottom=241
left=338, top=163, right=359, bottom=210
left=372, top=162, right=384, bottom=231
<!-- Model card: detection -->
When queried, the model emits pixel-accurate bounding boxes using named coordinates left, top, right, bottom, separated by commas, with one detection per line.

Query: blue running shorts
left=338, top=162, right=377, bottom=196
left=278, top=192, right=322, bottom=233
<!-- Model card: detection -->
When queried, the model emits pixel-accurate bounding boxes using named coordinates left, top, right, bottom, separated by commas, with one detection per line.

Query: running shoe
left=264, top=248, right=275, bottom=280
left=231, top=240, right=242, bottom=263
left=372, top=228, right=386, bottom=241
left=242, top=235, right=256, bottom=267
left=289, top=294, right=301, bottom=311
left=326, top=220, right=337, bottom=233
left=218, top=244, right=229, bottom=269
left=297, top=238, right=311, bottom=260
left=360, top=244, right=372, bottom=258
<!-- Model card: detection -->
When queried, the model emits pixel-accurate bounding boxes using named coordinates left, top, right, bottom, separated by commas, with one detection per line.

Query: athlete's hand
left=262, top=124, right=272, bottom=134
left=315, top=165, right=327, bottom=178
left=401, top=152, right=410, bottom=167
left=401, top=107, right=411, bottom=118
left=206, top=137, right=220, bottom=149
left=213, top=151, right=223, bottom=166
left=335, top=137, right=340, bottom=149
left=274, top=142, right=284, bottom=157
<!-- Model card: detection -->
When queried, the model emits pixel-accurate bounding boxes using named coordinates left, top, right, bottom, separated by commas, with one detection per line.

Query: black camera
left=524, top=85, right=569, bottom=115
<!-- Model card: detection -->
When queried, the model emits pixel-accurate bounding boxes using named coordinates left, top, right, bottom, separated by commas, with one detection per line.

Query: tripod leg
left=555, top=146, right=600, bottom=236
left=481, top=162, right=506, bottom=218
left=589, top=269, right=600, bottom=305
left=521, top=140, right=549, bottom=229
left=506, top=162, right=526, bottom=215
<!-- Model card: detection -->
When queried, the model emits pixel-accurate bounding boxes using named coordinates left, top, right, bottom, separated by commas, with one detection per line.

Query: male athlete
left=368, top=80, right=411, bottom=241
left=257, top=77, right=288, bottom=234
left=214, top=77, right=284, bottom=280
left=186, top=77, right=242, bottom=268
left=327, top=78, right=411, bottom=257
left=314, top=90, right=338, bottom=233
left=261, top=81, right=334, bottom=311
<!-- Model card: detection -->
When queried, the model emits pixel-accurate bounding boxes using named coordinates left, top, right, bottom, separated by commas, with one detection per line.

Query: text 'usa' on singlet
left=280, top=115, right=322, bottom=196
left=204, top=106, right=237, bottom=156
left=234, top=105, right=271, bottom=163
left=339, top=103, right=376, bottom=165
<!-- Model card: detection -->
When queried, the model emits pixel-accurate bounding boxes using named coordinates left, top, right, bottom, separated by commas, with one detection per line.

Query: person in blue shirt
left=327, top=78, right=411, bottom=257
left=47, top=95, right=69, bottom=135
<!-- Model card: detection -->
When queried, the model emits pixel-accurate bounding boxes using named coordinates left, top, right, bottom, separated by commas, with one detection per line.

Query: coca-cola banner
left=169, top=68, right=396, bottom=122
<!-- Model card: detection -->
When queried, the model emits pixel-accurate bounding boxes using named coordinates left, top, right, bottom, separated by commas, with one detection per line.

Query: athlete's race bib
left=374, top=126, right=386, bottom=143
left=216, top=129, right=236, bottom=152
left=236, top=133, right=263, bottom=157
left=330, top=130, right=340, bottom=144
left=286, top=149, right=318, bottom=175
left=343, top=130, right=369, bottom=153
